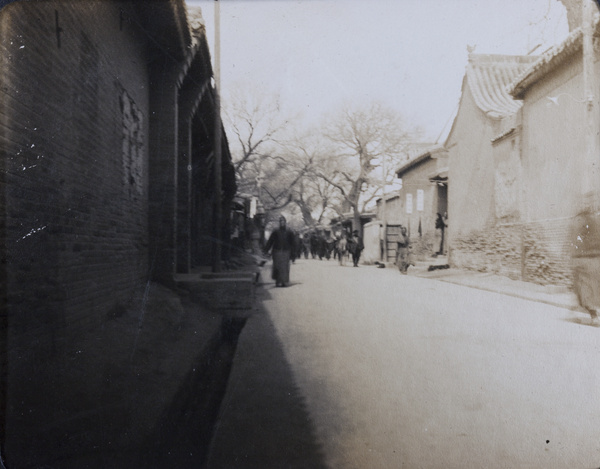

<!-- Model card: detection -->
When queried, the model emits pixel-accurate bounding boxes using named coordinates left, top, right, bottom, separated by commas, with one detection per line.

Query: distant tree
left=223, top=85, right=292, bottom=191
left=223, top=87, right=345, bottom=229
left=223, top=85, right=319, bottom=224
left=316, top=102, right=422, bottom=230
left=282, top=132, right=343, bottom=228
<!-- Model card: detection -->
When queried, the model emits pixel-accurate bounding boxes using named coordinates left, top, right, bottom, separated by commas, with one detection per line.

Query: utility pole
left=381, top=155, right=387, bottom=263
left=213, top=0, right=222, bottom=272
left=583, top=0, right=598, bottom=210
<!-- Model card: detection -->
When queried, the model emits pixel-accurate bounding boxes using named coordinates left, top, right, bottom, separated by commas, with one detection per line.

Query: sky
left=186, top=0, right=569, bottom=141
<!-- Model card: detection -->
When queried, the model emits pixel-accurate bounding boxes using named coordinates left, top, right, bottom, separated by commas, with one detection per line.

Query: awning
left=428, top=167, right=448, bottom=183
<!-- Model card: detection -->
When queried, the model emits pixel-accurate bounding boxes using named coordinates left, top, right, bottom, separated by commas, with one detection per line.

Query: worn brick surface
left=1, top=2, right=151, bottom=340
left=451, top=219, right=574, bottom=286
left=0, top=2, right=239, bottom=466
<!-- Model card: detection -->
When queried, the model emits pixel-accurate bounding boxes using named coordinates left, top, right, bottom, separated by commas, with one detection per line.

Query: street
left=255, top=257, right=600, bottom=469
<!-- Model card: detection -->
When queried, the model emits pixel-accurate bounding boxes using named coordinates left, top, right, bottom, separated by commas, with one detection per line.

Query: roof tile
left=466, top=54, right=539, bottom=118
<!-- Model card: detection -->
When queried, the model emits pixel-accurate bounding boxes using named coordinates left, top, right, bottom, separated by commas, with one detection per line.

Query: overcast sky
left=186, top=0, right=569, bottom=141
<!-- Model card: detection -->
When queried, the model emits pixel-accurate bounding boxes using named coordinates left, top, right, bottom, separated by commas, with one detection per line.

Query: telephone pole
left=213, top=0, right=223, bottom=272
left=381, top=155, right=388, bottom=263
left=583, top=0, right=599, bottom=210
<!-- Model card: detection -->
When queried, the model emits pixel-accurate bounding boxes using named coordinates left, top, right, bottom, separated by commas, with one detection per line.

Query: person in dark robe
left=265, top=216, right=296, bottom=287
left=396, top=225, right=410, bottom=274
left=435, top=212, right=447, bottom=255
left=310, top=231, right=318, bottom=258
left=349, top=230, right=364, bottom=267
left=571, top=207, right=600, bottom=323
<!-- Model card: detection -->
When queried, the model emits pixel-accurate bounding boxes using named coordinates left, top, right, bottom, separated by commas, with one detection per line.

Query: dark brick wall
left=148, top=58, right=178, bottom=284
left=1, top=1, right=152, bottom=342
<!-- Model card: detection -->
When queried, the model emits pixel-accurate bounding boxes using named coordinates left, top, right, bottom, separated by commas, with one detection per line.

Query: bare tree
left=281, top=132, right=343, bottom=227
left=317, top=101, right=422, bottom=230
left=251, top=141, right=314, bottom=217
left=223, top=84, right=292, bottom=182
left=223, top=84, right=318, bottom=226
left=224, top=88, right=341, bottom=228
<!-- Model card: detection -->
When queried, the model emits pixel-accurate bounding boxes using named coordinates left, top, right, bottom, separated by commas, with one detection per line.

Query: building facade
left=0, top=1, right=235, bottom=464
left=446, top=53, right=538, bottom=280
left=393, top=145, right=449, bottom=257
left=510, top=17, right=600, bottom=286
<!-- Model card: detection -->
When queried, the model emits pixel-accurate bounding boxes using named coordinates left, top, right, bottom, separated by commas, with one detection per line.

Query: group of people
left=264, top=216, right=364, bottom=287
left=264, top=213, right=447, bottom=286
left=333, top=230, right=364, bottom=267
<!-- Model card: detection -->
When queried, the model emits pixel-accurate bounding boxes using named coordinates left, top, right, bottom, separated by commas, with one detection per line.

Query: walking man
left=265, top=216, right=296, bottom=287
left=435, top=212, right=447, bottom=255
left=396, top=225, right=410, bottom=274
left=350, top=230, right=364, bottom=267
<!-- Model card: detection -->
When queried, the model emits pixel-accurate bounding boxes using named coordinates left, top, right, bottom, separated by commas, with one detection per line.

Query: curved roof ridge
left=486, top=65, right=508, bottom=115
left=509, top=21, right=594, bottom=98
left=466, top=54, right=538, bottom=119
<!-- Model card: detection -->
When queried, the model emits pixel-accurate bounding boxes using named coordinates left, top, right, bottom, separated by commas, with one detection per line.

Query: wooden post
left=583, top=0, right=598, bottom=210
left=213, top=0, right=222, bottom=272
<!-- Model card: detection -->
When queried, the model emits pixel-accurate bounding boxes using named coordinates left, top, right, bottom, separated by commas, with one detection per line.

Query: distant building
left=330, top=211, right=376, bottom=236
left=393, top=145, right=449, bottom=254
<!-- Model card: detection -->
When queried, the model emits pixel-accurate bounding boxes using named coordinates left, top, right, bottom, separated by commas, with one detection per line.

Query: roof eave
left=396, top=153, right=431, bottom=178
left=509, top=27, right=585, bottom=100
left=395, top=144, right=447, bottom=178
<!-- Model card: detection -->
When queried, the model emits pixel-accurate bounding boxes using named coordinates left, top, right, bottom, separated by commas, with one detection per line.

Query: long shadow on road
left=204, top=285, right=328, bottom=469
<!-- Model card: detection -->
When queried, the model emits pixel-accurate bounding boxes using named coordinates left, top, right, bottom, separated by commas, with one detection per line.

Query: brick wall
left=451, top=223, right=523, bottom=279
left=1, top=2, right=152, bottom=344
left=523, top=218, right=573, bottom=286
left=450, top=218, right=574, bottom=286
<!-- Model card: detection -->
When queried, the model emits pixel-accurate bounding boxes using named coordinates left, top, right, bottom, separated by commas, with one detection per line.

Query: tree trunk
left=353, top=209, right=361, bottom=233
left=295, top=199, right=316, bottom=227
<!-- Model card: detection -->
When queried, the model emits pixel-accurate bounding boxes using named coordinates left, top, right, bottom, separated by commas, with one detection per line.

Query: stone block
left=174, top=273, right=255, bottom=312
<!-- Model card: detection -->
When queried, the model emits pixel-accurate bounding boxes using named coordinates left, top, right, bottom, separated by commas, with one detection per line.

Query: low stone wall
left=451, top=224, right=523, bottom=280
left=362, top=221, right=382, bottom=264
left=451, top=221, right=574, bottom=286
left=523, top=219, right=573, bottom=286
left=175, top=272, right=256, bottom=312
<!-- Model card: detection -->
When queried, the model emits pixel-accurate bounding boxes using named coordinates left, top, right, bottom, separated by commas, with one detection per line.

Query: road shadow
left=139, top=317, right=247, bottom=469
left=204, top=294, right=328, bottom=469
left=562, top=316, right=600, bottom=328
left=265, top=281, right=303, bottom=289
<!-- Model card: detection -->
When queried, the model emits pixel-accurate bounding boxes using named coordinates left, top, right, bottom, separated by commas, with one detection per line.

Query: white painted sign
left=417, top=189, right=424, bottom=212
left=406, top=193, right=413, bottom=214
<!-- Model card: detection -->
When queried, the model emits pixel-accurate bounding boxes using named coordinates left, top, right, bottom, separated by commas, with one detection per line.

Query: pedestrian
left=336, top=232, right=348, bottom=265
left=396, top=225, right=410, bottom=274
left=325, top=231, right=336, bottom=260
left=293, top=231, right=303, bottom=262
left=350, top=230, right=364, bottom=267
left=317, top=231, right=327, bottom=260
left=310, top=231, right=318, bottom=259
left=302, top=233, right=311, bottom=259
left=435, top=212, right=447, bottom=255
left=264, top=216, right=296, bottom=287
left=571, top=208, right=600, bottom=323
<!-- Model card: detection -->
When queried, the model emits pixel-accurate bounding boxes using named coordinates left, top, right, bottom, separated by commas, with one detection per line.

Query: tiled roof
left=509, top=15, right=600, bottom=99
left=466, top=54, right=539, bottom=119
left=399, top=142, right=436, bottom=161
left=396, top=143, right=447, bottom=177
